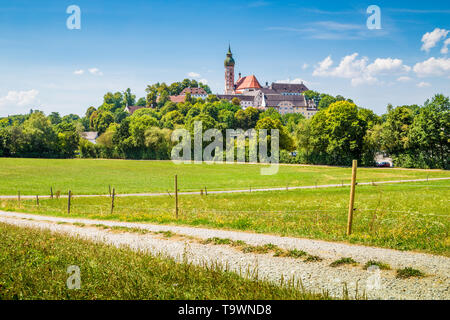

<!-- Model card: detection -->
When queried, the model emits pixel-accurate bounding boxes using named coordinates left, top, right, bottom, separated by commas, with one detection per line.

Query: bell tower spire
left=224, top=45, right=235, bottom=94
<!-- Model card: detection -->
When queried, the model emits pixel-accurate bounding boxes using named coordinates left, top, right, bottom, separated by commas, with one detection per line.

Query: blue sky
left=0, top=0, right=449, bottom=116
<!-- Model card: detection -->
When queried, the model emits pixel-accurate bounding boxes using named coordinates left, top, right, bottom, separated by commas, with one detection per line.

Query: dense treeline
left=0, top=79, right=448, bottom=169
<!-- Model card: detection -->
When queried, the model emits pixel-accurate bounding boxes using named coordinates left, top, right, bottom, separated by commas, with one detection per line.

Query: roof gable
left=235, top=75, right=262, bottom=90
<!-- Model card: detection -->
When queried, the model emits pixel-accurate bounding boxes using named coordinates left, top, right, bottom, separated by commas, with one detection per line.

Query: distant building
left=180, top=87, right=208, bottom=99
left=220, top=46, right=318, bottom=118
left=168, top=87, right=208, bottom=103
left=81, top=132, right=98, bottom=144
left=124, top=105, right=149, bottom=114
left=145, top=46, right=319, bottom=119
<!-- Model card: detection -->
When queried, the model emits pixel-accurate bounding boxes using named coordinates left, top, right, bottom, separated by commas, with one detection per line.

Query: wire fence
left=1, top=176, right=448, bottom=237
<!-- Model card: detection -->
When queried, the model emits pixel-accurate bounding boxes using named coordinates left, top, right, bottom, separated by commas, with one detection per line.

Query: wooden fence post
left=68, top=190, right=72, bottom=214
left=175, top=175, right=179, bottom=219
left=51, top=187, right=53, bottom=199
left=18, top=191, right=21, bottom=207
left=111, top=188, right=115, bottom=214
left=36, top=195, right=39, bottom=206
left=347, top=160, right=358, bottom=236
left=205, top=186, right=208, bottom=196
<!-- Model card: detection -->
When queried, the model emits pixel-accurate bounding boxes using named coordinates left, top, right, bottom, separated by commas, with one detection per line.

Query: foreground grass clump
left=3, top=180, right=448, bottom=256
left=202, top=237, right=323, bottom=262
left=330, top=257, right=358, bottom=267
left=0, top=158, right=447, bottom=195
left=396, top=267, right=425, bottom=279
left=0, top=223, right=329, bottom=300
left=363, top=260, right=391, bottom=270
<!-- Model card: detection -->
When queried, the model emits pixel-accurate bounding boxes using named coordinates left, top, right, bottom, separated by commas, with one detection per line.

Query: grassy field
left=0, top=158, right=448, bottom=195
left=0, top=222, right=328, bottom=300
left=2, top=180, right=449, bottom=256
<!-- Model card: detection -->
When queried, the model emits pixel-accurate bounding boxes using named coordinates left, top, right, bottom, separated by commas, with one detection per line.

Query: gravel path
left=0, top=210, right=448, bottom=300
left=0, top=177, right=448, bottom=199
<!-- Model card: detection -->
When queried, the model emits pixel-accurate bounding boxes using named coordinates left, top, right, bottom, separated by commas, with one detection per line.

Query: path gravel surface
left=0, top=210, right=448, bottom=300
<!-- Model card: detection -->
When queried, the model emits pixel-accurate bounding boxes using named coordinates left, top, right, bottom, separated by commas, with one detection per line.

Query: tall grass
left=1, top=180, right=449, bottom=255
left=0, top=222, right=329, bottom=300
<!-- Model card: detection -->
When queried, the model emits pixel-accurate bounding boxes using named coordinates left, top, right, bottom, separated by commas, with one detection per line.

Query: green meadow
left=0, top=158, right=448, bottom=195
left=3, top=179, right=449, bottom=256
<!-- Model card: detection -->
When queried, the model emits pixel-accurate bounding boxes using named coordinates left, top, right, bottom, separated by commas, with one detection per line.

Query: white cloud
left=397, top=76, right=412, bottom=82
left=367, top=58, right=411, bottom=74
left=88, top=68, right=103, bottom=76
left=312, top=56, right=334, bottom=76
left=188, top=72, right=201, bottom=78
left=302, top=63, right=309, bottom=70
left=441, top=38, right=450, bottom=54
left=312, top=53, right=410, bottom=86
left=198, top=78, right=208, bottom=84
left=413, top=57, right=450, bottom=77
left=421, top=28, right=449, bottom=52
left=0, top=89, right=40, bottom=111
left=417, top=81, right=431, bottom=87
left=275, top=78, right=308, bottom=85
left=73, top=69, right=84, bottom=75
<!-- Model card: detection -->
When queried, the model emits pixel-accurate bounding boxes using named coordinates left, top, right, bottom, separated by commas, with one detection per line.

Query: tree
left=259, top=107, right=282, bottom=121
left=207, top=95, right=219, bottom=103
left=231, top=97, right=241, bottom=106
left=158, top=91, right=170, bottom=107
left=295, top=119, right=313, bottom=159
left=184, top=92, right=193, bottom=104
left=85, top=106, right=97, bottom=119
left=161, top=110, right=185, bottom=129
left=136, top=97, right=146, bottom=106
left=218, top=109, right=235, bottom=128
left=58, top=130, right=80, bottom=158
left=407, top=94, right=449, bottom=169
left=48, top=112, right=62, bottom=125
left=103, top=92, right=124, bottom=112
left=282, top=112, right=305, bottom=133
left=380, top=106, right=414, bottom=156
left=123, top=88, right=136, bottom=107
left=144, top=127, right=173, bottom=159
left=79, top=138, right=97, bottom=158
left=186, top=114, right=218, bottom=133
left=308, top=101, right=370, bottom=165
left=145, top=88, right=158, bottom=107
left=22, top=112, right=59, bottom=158
left=303, top=90, right=320, bottom=101
left=234, top=107, right=259, bottom=130
left=92, top=111, right=114, bottom=135
left=318, top=94, right=337, bottom=110
left=256, top=117, right=294, bottom=151
left=129, top=114, right=159, bottom=147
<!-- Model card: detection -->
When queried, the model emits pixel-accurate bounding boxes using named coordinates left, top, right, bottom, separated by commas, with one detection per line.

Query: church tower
left=224, top=45, right=235, bottom=94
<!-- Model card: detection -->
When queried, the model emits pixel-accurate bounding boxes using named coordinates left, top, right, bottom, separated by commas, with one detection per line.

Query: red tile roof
left=235, top=75, right=262, bottom=90
left=180, top=87, right=207, bottom=95
left=125, top=106, right=147, bottom=114
left=169, top=95, right=186, bottom=103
